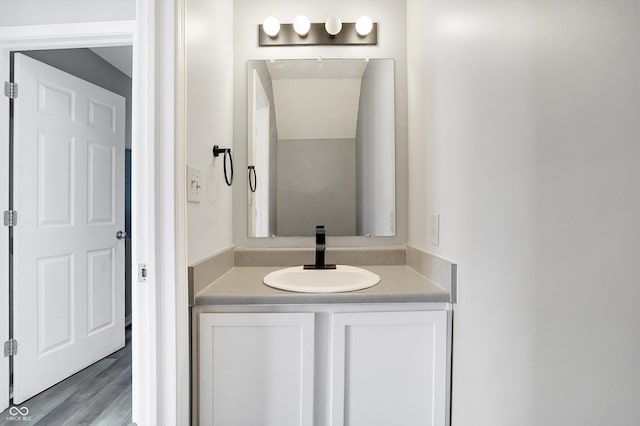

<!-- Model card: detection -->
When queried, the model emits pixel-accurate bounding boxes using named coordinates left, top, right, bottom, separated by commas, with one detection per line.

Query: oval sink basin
left=263, top=265, right=380, bottom=293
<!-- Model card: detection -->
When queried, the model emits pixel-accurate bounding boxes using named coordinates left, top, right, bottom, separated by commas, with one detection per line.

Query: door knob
left=116, top=231, right=128, bottom=240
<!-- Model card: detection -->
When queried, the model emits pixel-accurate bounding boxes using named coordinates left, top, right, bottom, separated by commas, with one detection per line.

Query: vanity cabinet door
left=199, top=312, right=315, bottom=426
left=330, top=311, right=448, bottom=426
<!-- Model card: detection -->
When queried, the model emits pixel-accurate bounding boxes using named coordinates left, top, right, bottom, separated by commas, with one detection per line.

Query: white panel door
left=12, top=53, right=125, bottom=404
left=199, top=312, right=315, bottom=426
left=331, top=311, right=448, bottom=426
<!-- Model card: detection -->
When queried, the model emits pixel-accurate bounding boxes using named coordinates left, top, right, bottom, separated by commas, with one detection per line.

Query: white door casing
left=0, top=62, right=7, bottom=414
left=0, top=18, right=176, bottom=424
left=249, top=70, right=270, bottom=237
left=12, top=53, right=125, bottom=404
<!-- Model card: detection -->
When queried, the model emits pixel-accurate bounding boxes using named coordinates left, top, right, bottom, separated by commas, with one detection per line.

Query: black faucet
left=304, top=225, right=336, bottom=270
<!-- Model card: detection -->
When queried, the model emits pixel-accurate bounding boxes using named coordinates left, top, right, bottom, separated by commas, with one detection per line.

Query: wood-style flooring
left=0, top=327, right=132, bottom=426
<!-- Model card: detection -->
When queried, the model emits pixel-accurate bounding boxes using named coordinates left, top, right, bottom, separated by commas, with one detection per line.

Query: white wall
left=0, top=1, right=135, bottom=25
left=186, top=0, right=235, bottom=264
left=356, top=59, right=395, bottom=236
left=277, top=138, right=356, bottom=236
left=530, top=3, right=640, bottom=424
left=407, top=1, right=640, bottom=425
left=233, top=0, right=408, bottom=247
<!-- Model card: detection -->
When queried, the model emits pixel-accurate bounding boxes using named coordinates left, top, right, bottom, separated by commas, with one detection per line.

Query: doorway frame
left=0, top=19, right=145, bottom=417
left=0, top=4, right=189, bottom=423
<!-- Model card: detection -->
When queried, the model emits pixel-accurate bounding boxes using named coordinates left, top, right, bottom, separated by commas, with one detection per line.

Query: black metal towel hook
left=213, top=145, right=233, bottom=186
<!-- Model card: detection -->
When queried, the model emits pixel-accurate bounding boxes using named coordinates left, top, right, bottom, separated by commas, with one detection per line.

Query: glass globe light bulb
left=356, top=16, right=373, bottom=36
left=293, top=15, right=311, bottom=36
left=263, top=16, right=280, bottom=37
left=325, top=16, right=342, bottom=36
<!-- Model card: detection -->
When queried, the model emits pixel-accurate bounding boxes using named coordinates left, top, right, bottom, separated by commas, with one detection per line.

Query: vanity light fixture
left=258, top=16, right=378, bottom=46
left=262, top=16, right=280, bottom=37
left=355, top=16, right=373, bottom=36
left=293, top=15, right=311, bottom=36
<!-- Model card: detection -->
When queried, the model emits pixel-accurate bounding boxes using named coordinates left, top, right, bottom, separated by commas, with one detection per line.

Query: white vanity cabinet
left=198, top=312, right=316, bottom=426
left=198, top=307, right=450, bottom=426
left=330, top=310, right=448, bottom=426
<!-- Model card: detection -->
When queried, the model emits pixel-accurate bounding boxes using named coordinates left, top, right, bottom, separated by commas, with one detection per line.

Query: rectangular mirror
left=247, top=58, right=396, bottom=238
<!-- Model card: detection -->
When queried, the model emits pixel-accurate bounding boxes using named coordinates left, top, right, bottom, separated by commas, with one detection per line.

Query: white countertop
left=195, top=265, right=451, bottom=305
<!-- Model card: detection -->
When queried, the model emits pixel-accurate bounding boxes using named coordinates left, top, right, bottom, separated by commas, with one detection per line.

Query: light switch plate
left=430, top=213, right=440, bottom=246
left=187, top=165, right=202, bottom=203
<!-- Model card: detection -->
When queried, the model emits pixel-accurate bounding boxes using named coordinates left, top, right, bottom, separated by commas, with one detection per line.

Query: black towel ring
left=248, top=166, right=257, bottom=193
left=213, top=145, right=233, bottom=186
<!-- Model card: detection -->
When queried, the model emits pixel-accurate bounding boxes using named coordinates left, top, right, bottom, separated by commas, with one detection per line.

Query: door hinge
left=138, top=263, right=148, bottom=282
left=3, top=81, right=17, bottom=99
left=4, top=339, right=17, bottom=357
left=3, top=210, right=17, bottom=227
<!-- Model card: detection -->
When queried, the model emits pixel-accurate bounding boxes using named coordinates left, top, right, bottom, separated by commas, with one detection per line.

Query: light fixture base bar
left=259, top=22, right=377, bottom=46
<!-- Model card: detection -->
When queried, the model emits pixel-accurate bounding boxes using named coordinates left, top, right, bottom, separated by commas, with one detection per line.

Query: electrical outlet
left=187, top=165, right=202, bottom=203
left=430, top=213, right=440, bottom=246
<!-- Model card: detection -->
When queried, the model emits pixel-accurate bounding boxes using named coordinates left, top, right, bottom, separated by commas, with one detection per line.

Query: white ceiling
left=271, top=78, right=362, bottom=140
left=267, top=58, right=368, bottom=80
left=266, top=59, right=369, bottom=140
left=90, top=46, right=132, bottom=78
